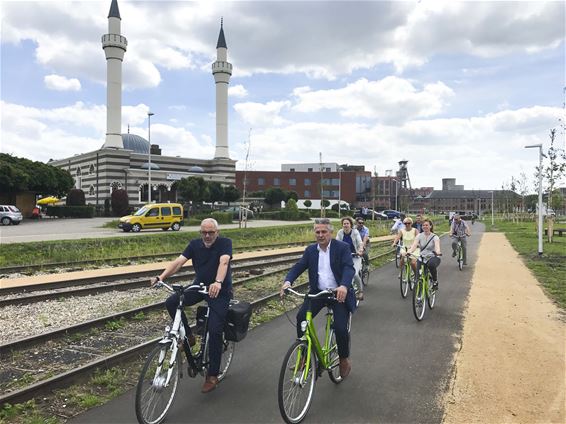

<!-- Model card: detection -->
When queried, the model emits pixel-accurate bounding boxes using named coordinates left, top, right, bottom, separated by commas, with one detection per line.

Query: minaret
left=211, top=18, right=232, bottom=159
left=101, top=0, right=127, bottom=149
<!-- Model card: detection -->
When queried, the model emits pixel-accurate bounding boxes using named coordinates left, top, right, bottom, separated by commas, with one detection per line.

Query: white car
left=0, top=205, right=23, bottom=225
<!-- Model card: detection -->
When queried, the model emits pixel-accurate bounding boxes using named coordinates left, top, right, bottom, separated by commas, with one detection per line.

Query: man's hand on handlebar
left=209, top=281, right=222, bottom=298
left=280, top=281, right=291, bottom=298
left=335, top=285, right=347, bottom=303
left=150, top=276, right=162, bottom=287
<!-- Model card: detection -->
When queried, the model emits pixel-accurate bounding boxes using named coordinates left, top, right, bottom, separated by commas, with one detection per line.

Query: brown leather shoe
left=187, top=333, right=196, bottom=347
left=339, top=358, right=351, bottom=379
left=201, top=376, right=219, bottom=393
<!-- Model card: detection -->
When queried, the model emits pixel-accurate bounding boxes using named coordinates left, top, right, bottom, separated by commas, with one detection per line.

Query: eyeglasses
left=404, top=222, right=411, bottom=225
left=200, top=230, right=217, bottom=236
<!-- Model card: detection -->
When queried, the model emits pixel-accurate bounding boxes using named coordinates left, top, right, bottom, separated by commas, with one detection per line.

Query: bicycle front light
left=300, top=321, right=307, bottom=332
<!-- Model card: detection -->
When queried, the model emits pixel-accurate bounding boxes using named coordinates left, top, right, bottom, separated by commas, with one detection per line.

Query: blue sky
left=1, top=0, right=564, bottom=191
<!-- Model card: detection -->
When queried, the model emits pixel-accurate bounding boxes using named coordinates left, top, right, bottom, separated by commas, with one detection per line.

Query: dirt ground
left=443, top=233, right=565, bottom=423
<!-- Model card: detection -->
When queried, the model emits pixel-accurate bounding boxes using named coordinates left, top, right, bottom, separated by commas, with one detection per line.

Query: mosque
left=49, top=0, right=236, bottom=207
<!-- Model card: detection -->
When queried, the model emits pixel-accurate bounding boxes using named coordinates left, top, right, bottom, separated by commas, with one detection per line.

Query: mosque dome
left=189, top=165, right=205, bottom=173
left=141, top=162, right=160, bottom=170
left=122, top=133, right=149, bottom=154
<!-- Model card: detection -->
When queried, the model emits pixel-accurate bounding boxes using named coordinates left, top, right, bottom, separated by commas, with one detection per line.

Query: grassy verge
left=486, top=220, right=565, bottom=309
left=1, top=221, right=404, bottom=268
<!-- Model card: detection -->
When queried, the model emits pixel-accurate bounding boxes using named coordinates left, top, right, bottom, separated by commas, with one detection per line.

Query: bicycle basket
left=224, top=300, right=252, bottom=342
left=195, top=306, right=207, bottom=336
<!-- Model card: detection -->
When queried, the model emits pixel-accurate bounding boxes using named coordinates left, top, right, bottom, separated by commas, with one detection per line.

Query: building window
left=304, top=190, right=310, bottom=197
left=325, top=167, right=331, bottom=172
left=274, top=178, right=280, bottom=186
left=88, top=185, right=95, bottom=196
left=76, top=167, right=81, bottom=176
left=289, top=178, right=296, bottom=186
left=89, top=164, right=95, bottom=175
left=304, top=178, right=311, bottom=186
left=258, top=177, right=265, bottom=185
left=110, top=181, right=123, bottom=194
left=289, top=168, right=295, bottom=172
left=307, top=168, right=313, bottom=172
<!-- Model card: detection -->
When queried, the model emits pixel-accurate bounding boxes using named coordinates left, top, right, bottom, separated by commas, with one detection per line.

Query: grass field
left=486, top=219, right=566, bottom=310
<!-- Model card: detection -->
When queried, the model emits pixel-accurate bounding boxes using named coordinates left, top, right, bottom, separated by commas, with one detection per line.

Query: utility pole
left=240, top=128, right=252, bottom=229
left=320, top=152, right=325, bottom=218
left=372, top=166, right=377, bottom=220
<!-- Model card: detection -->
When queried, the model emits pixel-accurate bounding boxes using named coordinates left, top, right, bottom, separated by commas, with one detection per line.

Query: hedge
left=257, top=210, right=311, bottom=221
left=192, top=211, right=233, bottom=225
left=45, top=205, right=95, bottom=218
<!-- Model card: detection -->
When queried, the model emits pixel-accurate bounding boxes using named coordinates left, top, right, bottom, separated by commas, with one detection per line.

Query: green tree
left=67, top=188, right=86, bottom=206
left=285, top=198, right=299, bottom=212
left=286, top=191, right=298, bottom=202
left=321, top=199, right=330, bottom=208
left=178, top=177, right=208, bottom=203
left=111, top=189, right=130, bottom=217
left=223, top=185, right=240, bottom=205
left=264, top=187, right=286, bottom=208
left=303, top=199, right=312, bottom=211
left=208, top=182, right=225, bottom=206
left=543, top=129, right=566, bottom=211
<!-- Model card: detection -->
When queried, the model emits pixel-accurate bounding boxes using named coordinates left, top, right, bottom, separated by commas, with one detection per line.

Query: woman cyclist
left=402, top=218, right=441, bottom=290
left=336, top=216, right=364, bottom=300
left=392, top=216, right=419, bottom=276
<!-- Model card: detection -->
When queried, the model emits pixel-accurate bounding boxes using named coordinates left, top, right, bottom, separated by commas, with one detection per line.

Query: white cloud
left=228, top=84, right=248, bottom=98
left=44, top=74, right=81, bottom=91
left=233, top=101, right=291, bottom=127
left=292, top=77, right=454, bottom=124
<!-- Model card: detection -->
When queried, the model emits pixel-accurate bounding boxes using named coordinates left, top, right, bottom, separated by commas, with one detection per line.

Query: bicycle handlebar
left=153, top=280, right=209, bottom=295
left=284, top=287, right=336, bottom=300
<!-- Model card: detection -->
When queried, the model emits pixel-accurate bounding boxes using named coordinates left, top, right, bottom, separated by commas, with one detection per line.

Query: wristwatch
left=214, top=280, right=223, bottom=285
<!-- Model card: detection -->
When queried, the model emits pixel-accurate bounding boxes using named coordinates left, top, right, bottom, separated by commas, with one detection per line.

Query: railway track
left=0, top=245, right=396, bottom=407
left=0, top=253, right=304, bottom=307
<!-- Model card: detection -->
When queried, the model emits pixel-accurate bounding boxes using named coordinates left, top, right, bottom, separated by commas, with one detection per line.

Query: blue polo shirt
left=181, top=237, right=233, bottom=290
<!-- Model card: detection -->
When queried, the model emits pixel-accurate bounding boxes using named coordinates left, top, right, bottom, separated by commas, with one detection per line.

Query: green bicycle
left=399, top=250, right=415, bottom=299
left=454, top=236, right=466, bottom=271
left=409, top=253, right=441, bottom=321
left=278, top=287, right=351, bottom=424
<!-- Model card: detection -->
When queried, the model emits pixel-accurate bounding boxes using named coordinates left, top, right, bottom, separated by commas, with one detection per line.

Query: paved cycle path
left=70, top=226, right=482, bottom=423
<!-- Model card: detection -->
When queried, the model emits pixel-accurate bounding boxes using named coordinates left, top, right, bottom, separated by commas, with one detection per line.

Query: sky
left=1, top=0, right=565, bottom=191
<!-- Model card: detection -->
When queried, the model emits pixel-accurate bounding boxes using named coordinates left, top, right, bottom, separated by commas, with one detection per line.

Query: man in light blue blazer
left=281, top=218, right=356, bottom=378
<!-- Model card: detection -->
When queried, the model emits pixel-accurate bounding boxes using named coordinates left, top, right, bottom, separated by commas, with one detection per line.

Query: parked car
left=118, top=203, right=184, bottom=232
left=381, top=209, right=402, bottom=219
left=353, top=208, right=388, bottom=220
left=0, top=205, right=23, bottom=225
left=222, top=206, right=254, bottom=220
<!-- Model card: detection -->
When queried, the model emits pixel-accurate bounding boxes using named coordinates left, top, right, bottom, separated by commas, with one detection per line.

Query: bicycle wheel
left=361, top=263, right=370, bottom=286
left=278, top=340, right=317, bottom=424
left=412, top=277, right=426, bottom=321
left=395, top=250, right=400, bottom=268
left=217, top=335, right=235, bottom=381
left=135, top=343, right=180, bottom=424
left=203, top=333, right=235, bottom=382
left=328, top=313, right=352, bottom=383
left=409, top=267, right=415, bottom=291
left=427, top=282, right=437, bottom=309
left=400, top=263, right=409, bottom=299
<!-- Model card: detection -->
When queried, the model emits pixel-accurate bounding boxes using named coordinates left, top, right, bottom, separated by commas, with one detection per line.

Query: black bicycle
left=135, top=282, right=235, bottom=424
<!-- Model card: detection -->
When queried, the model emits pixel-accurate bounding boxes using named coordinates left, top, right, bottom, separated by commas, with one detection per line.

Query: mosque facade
left=49, top=0, right=236, bottom=208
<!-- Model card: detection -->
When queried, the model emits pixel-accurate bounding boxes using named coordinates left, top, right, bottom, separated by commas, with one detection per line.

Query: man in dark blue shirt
left=151, top=218, right=232, bottom=393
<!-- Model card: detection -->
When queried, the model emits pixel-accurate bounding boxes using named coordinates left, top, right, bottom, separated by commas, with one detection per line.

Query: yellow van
left=119, top=203, right=184, bottom=232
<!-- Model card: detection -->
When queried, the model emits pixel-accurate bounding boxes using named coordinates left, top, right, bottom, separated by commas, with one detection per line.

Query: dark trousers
left=417, top=256, right=441, bottom=282
left=165, top=289, right=230, bottom=376
left=296, top=298, right=351, bottom=358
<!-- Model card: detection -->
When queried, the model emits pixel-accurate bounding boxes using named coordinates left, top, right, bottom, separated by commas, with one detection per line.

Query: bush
left=193, top=211, right=232, bottom=225
left=104, top=198, right=111, bottom=217
left=111, top=189, right=129, bottom=217
left=45, top=205, right=95, bottom=218
left=66, top=188, right=86, bottom=206
left=285, top=198, right=299, bottom=213
left=257, top=210, right=310, bottom=221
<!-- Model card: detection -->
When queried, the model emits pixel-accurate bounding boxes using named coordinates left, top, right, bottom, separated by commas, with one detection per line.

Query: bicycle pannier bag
left=224, top=300, right=252, bottom=342
left=195, top=306, right=207, bottom=336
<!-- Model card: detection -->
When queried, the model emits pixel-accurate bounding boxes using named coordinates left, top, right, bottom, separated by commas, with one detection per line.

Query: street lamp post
left=525, top=143, right=545, bottom=256
left=147, top=112, right=154, bottom=203
left=338, top=167, right=343, bottom=218
left=490, top=191, right=494, bottom=226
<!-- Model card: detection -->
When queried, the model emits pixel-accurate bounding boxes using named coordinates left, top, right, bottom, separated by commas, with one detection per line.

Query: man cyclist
left=390, top=213, right=406, bottom=234
left=450, top=214, right=471, bottom=265
left=336, top=216, right=364, bottom=300
left=280, top=218, right=356, bottom=378
left=355, top=217, right=370, bottom=264
left=412, top=214, right=423, bottom=233
left=150, top=218, right=232, bottom=393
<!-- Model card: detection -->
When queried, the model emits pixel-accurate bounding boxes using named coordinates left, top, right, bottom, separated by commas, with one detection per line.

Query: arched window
left=89, top=185, right=95, bottom=196
left=89, top=164, right=95, bottom=175
left=110, top=181, right=123, bottom=194
left=76, top=167, right=82, bottom=176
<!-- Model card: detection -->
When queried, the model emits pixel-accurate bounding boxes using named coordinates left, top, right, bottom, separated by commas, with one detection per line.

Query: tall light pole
left=525, top=143, right=545, bottom=256
left=147, top=112, right=154, bottom=203
left=338, top=167, right=343, bottom=218
left=489, top=191, right=494, bottom=226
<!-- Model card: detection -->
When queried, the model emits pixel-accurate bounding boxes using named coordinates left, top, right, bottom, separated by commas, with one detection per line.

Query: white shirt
left=317, top=241, right=338, bottom=291
left=391, top=219, right=404, bottom=233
